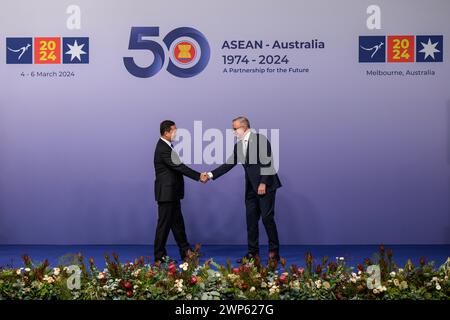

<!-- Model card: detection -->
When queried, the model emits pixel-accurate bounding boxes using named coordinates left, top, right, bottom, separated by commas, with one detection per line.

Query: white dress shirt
left=241, top=130, right=251, bottom=158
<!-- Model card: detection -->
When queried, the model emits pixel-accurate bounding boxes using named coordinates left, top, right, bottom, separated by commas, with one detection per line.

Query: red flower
left=279, top=274, right=287, bottom=283
left=126, top=290, right=133, bottom=298
left=122, top=281, right=132, bottom=290
left=168, top=263, right=177, bottom=273
left=232, top=268, right=239, bottom=274
left=190, top=276, right=198, bottom=285
left=297, top=268, right=305, bottom=275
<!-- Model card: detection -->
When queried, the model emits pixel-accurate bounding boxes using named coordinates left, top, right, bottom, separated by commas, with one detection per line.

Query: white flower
left=398, top=268, right=404, bottom=273
left=358, top=271, right=362, bottom=276
left=261, top=281, right=267, bottom=288
left=133, top=269, right=141, bottom=278
left=97, top=272, right=106, bottom=280
left=43, top=275, right=55, bottom=284
left=291, top=280, right=300, bottom=289
left=400, top=281, right=408, bottom=290
left=16, top=268, right=23, bottom=275
left=339, top=257, right=345, bottom=261
left=390, top=272, right=396, bottom=278
left=393, top=279, right=400, bottom=287
left=315, top=280, right=322, bottom=288
left=53, top=267, right=60, bottom=276
left=179, top=262, right=189, bottom=271
left=174, top=279, right=185, bottom=293
left=323, top=281, right=331, bottom=289
left=373, top=288, right=379, bottom=294
left=351, top=272, right=357, bottom=278
left=436, top=284, right=441, bottom=290
left=269, top=285, right=279, bottom=295
left=250, top=286, right=256, bottom=292
left=24, top=268, right=31, bottom=272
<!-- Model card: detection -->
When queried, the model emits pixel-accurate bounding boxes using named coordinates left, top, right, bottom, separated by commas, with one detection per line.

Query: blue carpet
left=0, top=245, right=449, bottom=269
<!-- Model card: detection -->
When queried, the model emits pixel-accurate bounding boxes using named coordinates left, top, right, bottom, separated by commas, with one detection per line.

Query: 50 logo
left=123, top=27, right=210, bottom=78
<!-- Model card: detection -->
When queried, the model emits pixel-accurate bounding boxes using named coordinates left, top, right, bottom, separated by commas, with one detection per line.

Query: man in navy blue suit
left=202, top=117, right=282, bottom=263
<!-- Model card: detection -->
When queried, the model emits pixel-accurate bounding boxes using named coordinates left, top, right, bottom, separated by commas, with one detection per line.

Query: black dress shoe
left=180, top=247, right=196, bottom=261
left=236, top=253, right=259, bottom=264
left=268, top=251, right=280, bottom=262
left=161, top=257, right=177, bottom=264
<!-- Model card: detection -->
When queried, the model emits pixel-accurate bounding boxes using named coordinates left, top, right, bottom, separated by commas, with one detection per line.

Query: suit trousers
left=154, top=200, right=190, bottom=261
left=245, top=181, right=280, bottom=255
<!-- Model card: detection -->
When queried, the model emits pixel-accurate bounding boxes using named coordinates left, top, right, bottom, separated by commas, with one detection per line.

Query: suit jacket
left=154, top=139, right=200, bottom=202
left=211, top=132, right=282, bottom=193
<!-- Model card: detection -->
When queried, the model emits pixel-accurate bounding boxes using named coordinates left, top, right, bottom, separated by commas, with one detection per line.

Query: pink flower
left=298, top=268, right=305, bottom=275
left=190, top=276, right=198, bottom=285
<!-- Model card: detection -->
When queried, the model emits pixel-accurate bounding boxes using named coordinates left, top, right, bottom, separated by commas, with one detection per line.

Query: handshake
left=199, top=172, right=211, bottom=184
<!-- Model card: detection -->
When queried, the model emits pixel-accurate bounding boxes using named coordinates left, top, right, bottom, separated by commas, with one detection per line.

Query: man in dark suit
left=204, top=116, right=282, bottom=262
left=154, top=120, right=205, bottom=263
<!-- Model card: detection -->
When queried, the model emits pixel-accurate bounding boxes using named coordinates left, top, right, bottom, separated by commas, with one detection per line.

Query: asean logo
left=123, top=27, right=210, bottom=78
left=173, top=41, right=196, bottom=65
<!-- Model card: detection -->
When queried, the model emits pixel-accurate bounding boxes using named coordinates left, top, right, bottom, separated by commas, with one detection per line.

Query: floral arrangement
left=0, top=245, right=448, bottom=300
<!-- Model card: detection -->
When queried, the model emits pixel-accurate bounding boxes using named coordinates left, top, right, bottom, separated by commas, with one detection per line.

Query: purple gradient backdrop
left=0, top=0, right=449, bottom=244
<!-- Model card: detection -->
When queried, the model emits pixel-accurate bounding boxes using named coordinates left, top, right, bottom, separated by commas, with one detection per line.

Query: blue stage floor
left=0, top=245, right=449, bottom=269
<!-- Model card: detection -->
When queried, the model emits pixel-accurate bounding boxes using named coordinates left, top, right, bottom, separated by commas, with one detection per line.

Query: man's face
left=167, top=125, right=177, bottom=142
left=232, top=121, right=246, bottom=140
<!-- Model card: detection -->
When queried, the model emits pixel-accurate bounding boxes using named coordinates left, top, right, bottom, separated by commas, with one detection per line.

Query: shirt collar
left=160, top=137, right=172, bottom=147
left=242, top=130, right=251, bottom=142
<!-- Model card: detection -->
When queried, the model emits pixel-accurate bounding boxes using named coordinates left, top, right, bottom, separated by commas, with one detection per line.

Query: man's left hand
left=257, top=183, right=266, bottom=195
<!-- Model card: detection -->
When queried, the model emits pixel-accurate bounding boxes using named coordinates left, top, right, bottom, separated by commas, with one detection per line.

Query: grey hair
left=232, top=116, right=250, bottom=129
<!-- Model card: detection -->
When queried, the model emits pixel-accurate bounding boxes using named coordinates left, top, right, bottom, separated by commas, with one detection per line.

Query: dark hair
left=160, top=120, right=175, bottom=136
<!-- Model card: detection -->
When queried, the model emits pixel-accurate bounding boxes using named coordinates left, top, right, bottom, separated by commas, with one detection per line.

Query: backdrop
left=1, top=0, right=449, bottom=245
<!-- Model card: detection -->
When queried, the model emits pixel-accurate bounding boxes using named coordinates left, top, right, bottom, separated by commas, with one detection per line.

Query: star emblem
left=419, top=38, right=440, bottom=60
left=65, top=40, right=86, bottom=62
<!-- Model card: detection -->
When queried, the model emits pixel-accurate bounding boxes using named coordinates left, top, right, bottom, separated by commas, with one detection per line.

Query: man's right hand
left=200, top=172, right=210, bottom=183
